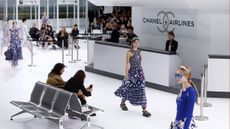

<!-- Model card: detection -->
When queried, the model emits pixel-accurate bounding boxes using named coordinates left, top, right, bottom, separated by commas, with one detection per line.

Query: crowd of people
left=1, top=7, right=194, bottom=128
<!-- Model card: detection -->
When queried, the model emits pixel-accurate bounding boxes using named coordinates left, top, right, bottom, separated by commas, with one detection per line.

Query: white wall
left=132, top=7, right=229, bottom=79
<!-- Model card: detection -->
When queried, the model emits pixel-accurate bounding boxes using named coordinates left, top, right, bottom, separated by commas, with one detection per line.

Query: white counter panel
left=94, top=43, right=182, bottom=87
left=208, top=58, right=230, bottom=92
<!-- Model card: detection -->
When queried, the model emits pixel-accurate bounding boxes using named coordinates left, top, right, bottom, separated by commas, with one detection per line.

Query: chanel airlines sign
left=141, top=9, right=197, bottom=38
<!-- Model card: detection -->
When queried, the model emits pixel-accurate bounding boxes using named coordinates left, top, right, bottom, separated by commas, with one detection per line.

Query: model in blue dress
left=114, top=37, right=151, bottom=117
left=171, top=66, right=198, bottom=129
left=9, top=21, right=23, bottom=67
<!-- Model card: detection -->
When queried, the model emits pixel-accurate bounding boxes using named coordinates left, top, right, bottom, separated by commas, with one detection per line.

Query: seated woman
left=64, top=70, right=92, bottom=106
left=45, top=25, right=57, bottom=49
left=46, top=63, right=66, bottom=88
left=39, top=24, right=47, bottom=48
left=29, top=23, right=40, bottom=41
left=57, top=26, right=69, bottom=49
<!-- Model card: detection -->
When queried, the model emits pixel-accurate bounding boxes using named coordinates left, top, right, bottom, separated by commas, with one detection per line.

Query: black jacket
left=165, top=39, right=178, bottom=53
left=108, top=29, right=120, bottom=43
left=64, top=77, right=91, bottom=97
left=71, top=29, right=79, bottom=39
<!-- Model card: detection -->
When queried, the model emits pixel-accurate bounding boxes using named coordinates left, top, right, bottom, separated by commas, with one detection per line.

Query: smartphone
left=89, top=84, right=93, bottom=88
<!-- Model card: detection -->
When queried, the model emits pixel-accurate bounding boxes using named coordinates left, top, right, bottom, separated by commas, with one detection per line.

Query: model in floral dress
left=114, top=37, right=151, bottom=117
left=9, top=21, right=23, bottom=67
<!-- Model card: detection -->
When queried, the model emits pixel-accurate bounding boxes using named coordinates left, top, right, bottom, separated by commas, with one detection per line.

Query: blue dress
left=114, top=49, right=147, bottom=106
left=9, top=28, right=23, bottom=65
left=173, top=86, right=197, bottom=129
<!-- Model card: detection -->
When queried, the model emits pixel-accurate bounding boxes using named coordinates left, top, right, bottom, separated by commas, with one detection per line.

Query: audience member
left=46, top=63, right=66, bottom=88
left=64, top=70, right=93, bottom=106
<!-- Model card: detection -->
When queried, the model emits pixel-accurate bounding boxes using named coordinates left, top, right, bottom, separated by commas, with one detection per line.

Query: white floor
left=0, top=41, right=229, bottom=129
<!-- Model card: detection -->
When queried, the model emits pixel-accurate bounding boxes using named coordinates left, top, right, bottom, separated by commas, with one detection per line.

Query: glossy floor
left=0, top=41, right=229, bottom=129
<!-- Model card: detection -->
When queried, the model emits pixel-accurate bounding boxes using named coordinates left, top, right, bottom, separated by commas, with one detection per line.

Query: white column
left=86, top=0, right=88, bottom=31
left=35, top=5, right=37, bottom=20
left=57, top=2, right=59, bottom=30
left=30, top=5, right=32, bottom=20
left=67, top=4, right=68, bottom=19
left=5, top=0, right=8, bottom=18
left=16, top=2, right=18, bottom=21
left=38, top=2, right=41, bottom=29
left=74, top=4, right=76, bottom=24
left=47, top=0, right=49, bottom=19
left=77, top=1, right=79, bottom=28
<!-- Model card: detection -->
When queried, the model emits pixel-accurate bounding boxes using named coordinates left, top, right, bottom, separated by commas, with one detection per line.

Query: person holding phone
left=64, top=70, right=93, bottom=105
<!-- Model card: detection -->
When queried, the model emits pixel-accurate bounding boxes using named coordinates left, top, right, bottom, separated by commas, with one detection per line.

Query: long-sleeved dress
left=173, top=86, right=197, bottom=129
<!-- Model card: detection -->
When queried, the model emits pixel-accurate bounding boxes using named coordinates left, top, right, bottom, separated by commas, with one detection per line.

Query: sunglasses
left=175, top=73, right=183, bottom=79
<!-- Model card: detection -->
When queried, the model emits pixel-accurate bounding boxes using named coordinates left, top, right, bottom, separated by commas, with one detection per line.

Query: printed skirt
left=170, top=119, right=197, bottom=129
left=114, top=67, right=147, bottom=106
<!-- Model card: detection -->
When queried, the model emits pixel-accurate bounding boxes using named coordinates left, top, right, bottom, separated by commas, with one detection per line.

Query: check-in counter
left=89, top=41, right=182, bottom=87
left=208, top=55, right=230, bottom=96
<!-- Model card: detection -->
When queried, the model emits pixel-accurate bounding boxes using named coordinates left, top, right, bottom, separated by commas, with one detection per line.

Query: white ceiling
left=88, top=0, right=228, bottom=10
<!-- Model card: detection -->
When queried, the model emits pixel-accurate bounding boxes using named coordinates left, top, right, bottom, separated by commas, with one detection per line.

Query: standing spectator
left=106, top=23, right=120, bottom=43
left=20, top=17, right=32, bottom=54
left=126, top=26, right=138, bottom=45
left=1, top=17, right=10, bottom=54
left=71, top=24, right=80, bottom=49
left=41, top=12, right=48, bottom=25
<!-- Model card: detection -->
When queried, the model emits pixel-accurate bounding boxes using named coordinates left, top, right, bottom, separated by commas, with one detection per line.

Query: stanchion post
left=69, top=37, right=76, bottom=63
left=203, top=65, right=212, bottom=107
left=74, top=37, right=81, bottom=62
left=28, top=39, right=36, bottom=67
left=84, top=35, right=90, bottom=64
left=194, top=73, right=208, bottom=121
left=66, top=34, right=71, bottom=56
left=62, top=40, right=64, bottom=64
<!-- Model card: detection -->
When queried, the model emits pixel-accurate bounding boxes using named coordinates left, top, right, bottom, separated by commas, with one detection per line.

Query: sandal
left=142, top=110, right=151, bottom=117
left=120, top=103, right=128, bottom=111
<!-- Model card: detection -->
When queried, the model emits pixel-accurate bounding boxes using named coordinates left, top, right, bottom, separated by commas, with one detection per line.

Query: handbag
left=4, top=48, right=13, bottom=61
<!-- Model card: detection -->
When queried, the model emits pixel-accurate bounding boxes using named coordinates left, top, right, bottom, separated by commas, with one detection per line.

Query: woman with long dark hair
left=46, top=63, right=66, bottom=88
left=114, top=37, right=151, bottom=117
left=64, top=70, right=93, bottom=105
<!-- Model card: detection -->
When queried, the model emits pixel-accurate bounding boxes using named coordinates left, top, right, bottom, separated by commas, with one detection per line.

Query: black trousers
left=78, top=95, right=87, bottom=105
